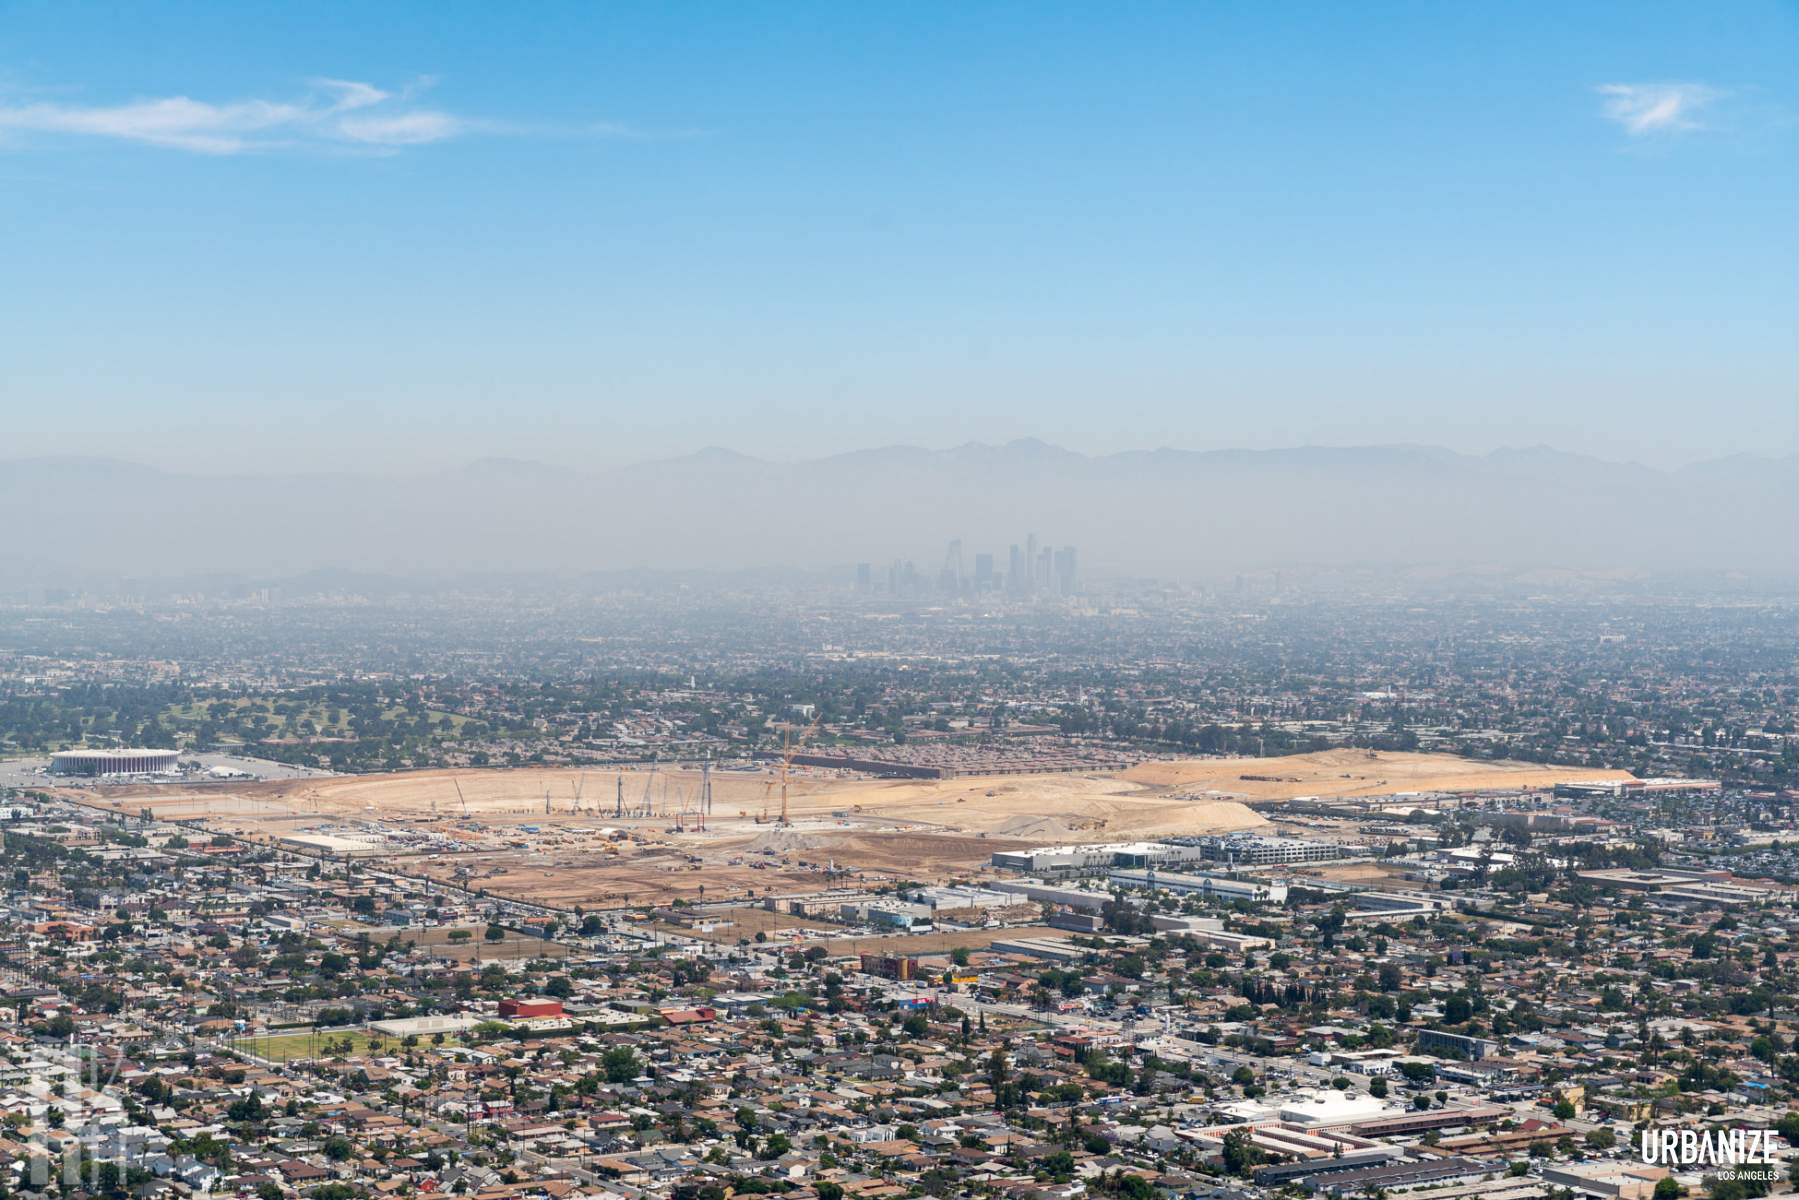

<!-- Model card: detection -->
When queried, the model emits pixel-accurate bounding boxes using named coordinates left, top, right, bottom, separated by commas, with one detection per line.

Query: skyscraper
left=974, top=553, right=994, bottom=592
left=940, top=539, right=964, bottom=595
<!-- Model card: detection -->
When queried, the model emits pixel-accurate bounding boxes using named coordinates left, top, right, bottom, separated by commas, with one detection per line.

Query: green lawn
left=231, top=1029, right=462, bottom=1061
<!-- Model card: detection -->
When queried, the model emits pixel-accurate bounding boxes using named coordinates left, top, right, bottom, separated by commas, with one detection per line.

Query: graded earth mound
left=85, top=749, right=1625, bottom=847
left=1122, top=747, right=1633, bottom=801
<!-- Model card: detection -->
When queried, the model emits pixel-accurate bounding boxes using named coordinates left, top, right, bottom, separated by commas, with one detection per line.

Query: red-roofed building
left=498, top=998, right=564, bottom=1019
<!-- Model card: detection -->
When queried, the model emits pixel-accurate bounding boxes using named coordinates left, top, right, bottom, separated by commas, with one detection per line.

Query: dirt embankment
left=1122, top=748, right=1632, bottom=800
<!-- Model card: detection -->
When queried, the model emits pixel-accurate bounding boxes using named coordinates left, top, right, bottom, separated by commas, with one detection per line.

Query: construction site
left=63, top=748, right=1633, bottom=912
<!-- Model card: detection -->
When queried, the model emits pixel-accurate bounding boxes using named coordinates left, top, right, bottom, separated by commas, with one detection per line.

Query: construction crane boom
left=699, top=756, right=711, bottom=831
left=778, top=713, right=825, bottom=827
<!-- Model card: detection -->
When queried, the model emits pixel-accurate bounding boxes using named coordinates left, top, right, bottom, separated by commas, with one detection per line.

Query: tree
left=1397, top=1060, right=1435, bottom=1085
left=602, top=1046, right=641, bottom=1083
left=227, top=1092, right=265, bottom=1122
left=1113, top=1175, right=1153, bottom=1200
left=485, top=923, right=507, bottom=942
left=1222, top=1127, right=1263, bottom=1176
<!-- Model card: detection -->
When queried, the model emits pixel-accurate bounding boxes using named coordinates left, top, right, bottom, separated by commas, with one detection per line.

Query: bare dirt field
left=1122, top=748, right=1632, bottom=801
left=1289, top=862, right=1407, bottom=885
left=655, top=905, right=840, bottom=944
left=406, top=845, right=830, bottom=908
left=80, top=749, right=1628, bottom=829
left=91, top=761, right=1269, bottom=840
left=777, top=771, right=1267, bottom=840
left=69, top=749, right=1629, bottom=910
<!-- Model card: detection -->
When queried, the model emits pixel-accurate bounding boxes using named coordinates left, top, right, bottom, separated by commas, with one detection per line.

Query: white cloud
left=0, top=78, right=468, bottom=154
left=1596, top=82, right=1721, bottom=136
left=338, top=110, right=467, bottom=146
left=312, top=78, right=392, bottom=112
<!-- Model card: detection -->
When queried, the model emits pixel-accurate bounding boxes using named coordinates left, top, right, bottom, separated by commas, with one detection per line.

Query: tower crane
left=762, top=714, right=824, bottom=827
left=698, top=756, right=712, bottom=832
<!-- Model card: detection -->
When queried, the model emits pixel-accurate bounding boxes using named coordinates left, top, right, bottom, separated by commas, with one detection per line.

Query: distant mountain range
left=4, top=440, right=1797, bottom=587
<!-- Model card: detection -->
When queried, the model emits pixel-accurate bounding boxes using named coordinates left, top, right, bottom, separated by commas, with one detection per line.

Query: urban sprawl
left=2, top=579, right=1798, bottom=1200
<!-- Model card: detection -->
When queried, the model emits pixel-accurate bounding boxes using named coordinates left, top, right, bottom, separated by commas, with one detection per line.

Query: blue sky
left=3, top=2, right=1795, bottom=470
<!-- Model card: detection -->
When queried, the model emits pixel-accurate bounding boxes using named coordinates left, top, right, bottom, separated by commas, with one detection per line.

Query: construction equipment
left=762, top=714, right=824, bottom=827
left=572, top=772, right=587, bottom=813
left=452, top=776, right=470, bottom=817
left=640, top=766, right=658, bottom=818
left=700, top=756, right=712, bottom=830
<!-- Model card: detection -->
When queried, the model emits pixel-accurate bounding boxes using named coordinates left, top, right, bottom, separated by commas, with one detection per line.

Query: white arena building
left=48, top=749, right=181, bottom=777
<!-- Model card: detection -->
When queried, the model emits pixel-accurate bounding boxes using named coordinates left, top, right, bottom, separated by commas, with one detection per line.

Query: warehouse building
left=990, top=880, right=1112, bottom=911
left=1109, top=868, right=1288, bottom=904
